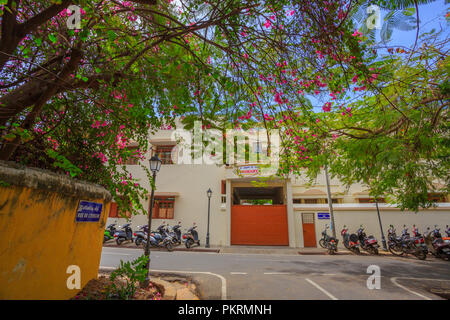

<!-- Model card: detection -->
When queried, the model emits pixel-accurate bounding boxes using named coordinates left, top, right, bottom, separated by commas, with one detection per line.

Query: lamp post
left=205, top=188, right=212, bottom=248
left=375, top=200, right=387, bottom=251
left=143, top=155, right=161, bottom=287
left=324, top=165, right=337, bottom=239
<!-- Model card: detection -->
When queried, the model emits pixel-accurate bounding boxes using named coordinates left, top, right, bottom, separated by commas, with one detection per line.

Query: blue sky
left=307, top=0, right=449, bottom=112
left=386, top=0, right=449, bottom=47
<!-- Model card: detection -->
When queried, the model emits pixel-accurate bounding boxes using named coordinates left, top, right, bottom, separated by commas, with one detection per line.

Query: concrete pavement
left=100, top=246, right=450, bottom=300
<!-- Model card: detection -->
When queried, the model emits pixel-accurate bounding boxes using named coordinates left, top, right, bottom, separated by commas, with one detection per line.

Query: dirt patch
left=70, top=272, right=162, bottom=300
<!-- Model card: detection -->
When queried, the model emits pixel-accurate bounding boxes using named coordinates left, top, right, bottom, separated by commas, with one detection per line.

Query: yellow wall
left=0, top=185, right=109, bottom=299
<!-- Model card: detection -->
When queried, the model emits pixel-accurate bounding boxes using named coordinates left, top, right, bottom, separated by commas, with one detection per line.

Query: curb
left=102, top=244, right=394, bottom=256
left=103, top=243, right=220, bottom=253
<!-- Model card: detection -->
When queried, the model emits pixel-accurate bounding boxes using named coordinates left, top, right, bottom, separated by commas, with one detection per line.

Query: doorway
left=302, top=213, right=316, bottom=247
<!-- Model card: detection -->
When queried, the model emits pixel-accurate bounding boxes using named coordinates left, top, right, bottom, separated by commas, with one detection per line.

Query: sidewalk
left=103, top=241, right=393, bottom=256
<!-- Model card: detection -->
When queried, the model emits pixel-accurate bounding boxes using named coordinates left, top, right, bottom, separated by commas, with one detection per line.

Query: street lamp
left=205, top=188, right=212, bottom=248
left=143, top=154, right=162, bottom=287
left=324, top=165, right=337, bottom=239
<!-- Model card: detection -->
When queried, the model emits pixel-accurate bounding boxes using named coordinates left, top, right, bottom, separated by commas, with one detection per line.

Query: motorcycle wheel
left=116, top=238, right=124, bottom=245
left=368, top=247, right=379, bottom=255
left=166, top=242, right=174, bottom=252
left=103, top=236, right=108, bottom=243
left=353, top=247, right=360, bottom=255
left=319, top=239, right=326, bottom=249
left=389, top=244, right=404, bottom=256
left=185, top=239, right=194, bottom=249
left=415, top=250, right=427, bottom=260
left=135, top=238, right=142, bottom=246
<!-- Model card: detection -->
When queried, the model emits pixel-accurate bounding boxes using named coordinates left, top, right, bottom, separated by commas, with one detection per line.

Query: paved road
left=100, top=247, right=450, bottom=300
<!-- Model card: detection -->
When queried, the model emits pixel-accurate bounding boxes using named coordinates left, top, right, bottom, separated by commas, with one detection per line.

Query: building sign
left=238, top=165, right=259, bottom=176
left=317, top=212, right=330, bottom=220
left=75, top=201, right=103, bottom=222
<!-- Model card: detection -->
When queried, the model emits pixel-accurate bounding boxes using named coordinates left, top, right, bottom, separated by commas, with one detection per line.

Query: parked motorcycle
left=133, top=225, right=148, bottom=247
left=141, top=230, right=174, bottom=251
left=341, top=225, right=360, bottom=254
left=103, top=223, right=117, bottom=243
left=444, top=225, right=450, bottom=243
left=394, top=225, right=428, bottom=260
left=318, top=224, right=338, bottom=254
left=424, top=226, right=450, bottom=261
left=168, top=222, right=182, bottom=246
left=356, top=225, right=379, bottom=255
left=183, top=223, right=200, bottom=248
left=319, top=224, right=331, bottom=249
left=387, top=225, right=404, bottom=256
left=114, top=223, right=134, bottom=245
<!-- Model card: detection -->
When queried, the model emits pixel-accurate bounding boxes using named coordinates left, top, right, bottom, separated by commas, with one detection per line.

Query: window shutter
left=109, top=202, right=118, bottom=218
left=221, top=180, right=226, bottom=194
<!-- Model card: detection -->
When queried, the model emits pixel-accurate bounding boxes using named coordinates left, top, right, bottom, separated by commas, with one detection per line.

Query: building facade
left=107, top=122, right=450, bottom=248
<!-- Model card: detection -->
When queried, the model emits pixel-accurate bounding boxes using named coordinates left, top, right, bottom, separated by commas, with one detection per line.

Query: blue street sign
left=75, top=201, right=103, bottom=222
left=317, top=212, right=330, bottom=220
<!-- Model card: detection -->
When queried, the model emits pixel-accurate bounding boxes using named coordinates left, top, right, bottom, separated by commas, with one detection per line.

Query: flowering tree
left=0, top=0, right=370, bottom=215
left=1, top=0, right=446, bottom=214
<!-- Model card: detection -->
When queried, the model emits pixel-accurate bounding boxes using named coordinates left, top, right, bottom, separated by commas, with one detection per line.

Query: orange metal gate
left=301, top=213, right=317, bottom=247
left=231, top=205, right=289, bottom=245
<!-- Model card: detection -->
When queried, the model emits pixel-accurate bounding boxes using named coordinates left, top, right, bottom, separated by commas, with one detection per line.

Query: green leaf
left=107, top=30, right=116, bottom=41
left=49, top=34, right=57, bottom=44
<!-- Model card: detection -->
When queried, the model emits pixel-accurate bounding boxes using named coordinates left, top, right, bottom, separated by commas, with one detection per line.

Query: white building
left=107, top=120, right=450, bottom=248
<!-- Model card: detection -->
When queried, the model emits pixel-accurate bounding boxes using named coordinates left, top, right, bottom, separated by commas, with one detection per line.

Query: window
left=429, top=194, right=446, bottom=203
left=304, top=199, right=318, bottom=204
left=325, top=198, right=340, bottom=204
left=358, top=198, right=385, bottom=203
left=125, top=146, right=139, bottom=165
left=154, top=145, right=175, bottom=164
left=221, top=180, right=226, bottom=194
left=109, top=202, right=118, bottom=218
left=293, top=199, right=302, bottom=204
left=150, top=197, right=175, bottom=219
left=108, top=202, right=131, bottom=218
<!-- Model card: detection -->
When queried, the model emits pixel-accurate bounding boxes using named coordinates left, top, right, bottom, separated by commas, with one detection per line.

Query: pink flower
left=274, top=92, right=283, bottom=104
left=264, top=20, right=272, bottom=28
left=322, top=102, right=332, bottom=112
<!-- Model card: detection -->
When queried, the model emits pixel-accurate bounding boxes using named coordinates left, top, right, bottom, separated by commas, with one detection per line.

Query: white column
left=226, top=179, right=232, bottom=246
left=286, top=179, right=296, bottom=247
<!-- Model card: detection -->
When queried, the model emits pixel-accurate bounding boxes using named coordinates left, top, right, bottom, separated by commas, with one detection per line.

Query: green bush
left=106, top=255, right=149, bottom=300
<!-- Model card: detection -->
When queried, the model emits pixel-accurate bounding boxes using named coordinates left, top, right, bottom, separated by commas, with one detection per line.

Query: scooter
left=141, top=230, right=174, bottom=251
left=133, top=225, right=148, bottom=247
left=387, top=225, right=404, bottom=256
left=356, top=225, right=380, bottom=255
left=424, top=226, right=450, bottom=261
left=168, top=222, right=182, bottom=246
left=114, top=223, right=134, bottom=245
left=394, top=225, right=428, bottom=260
left=341, top=225, right=360, bottom=254
left=444, top=225, right=450, bottom=243
left=103, top=223, right=117, bottom=243
left=183, top=223, right=200, bottom=248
